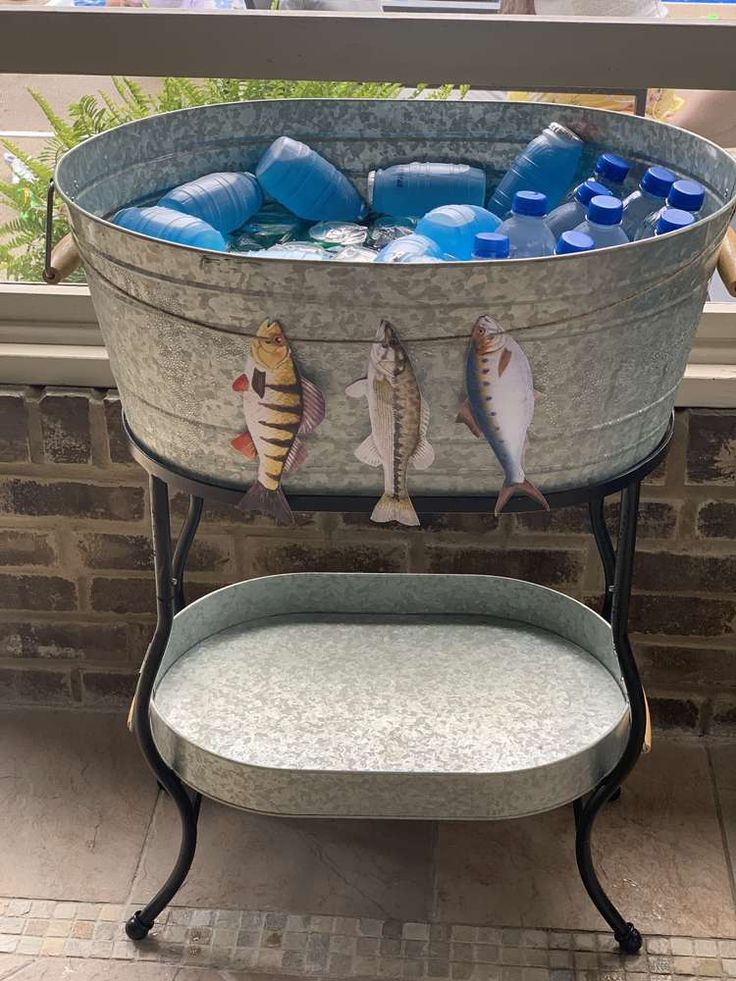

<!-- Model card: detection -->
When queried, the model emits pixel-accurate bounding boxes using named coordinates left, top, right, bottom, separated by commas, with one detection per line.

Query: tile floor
left=2, top=707, right=736, bottom=981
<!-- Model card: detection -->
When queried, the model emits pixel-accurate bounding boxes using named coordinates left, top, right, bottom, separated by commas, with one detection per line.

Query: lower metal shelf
left=150, top=572, right=628, bottom=821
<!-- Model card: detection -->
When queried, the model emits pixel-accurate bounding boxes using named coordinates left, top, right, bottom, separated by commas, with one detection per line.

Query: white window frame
left=0, top=5, right=735, bottom=403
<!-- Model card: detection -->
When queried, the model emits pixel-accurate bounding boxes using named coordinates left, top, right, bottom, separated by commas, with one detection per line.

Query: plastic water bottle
left=472, top=232, right=510, bottom=260
left=488, top=122, right=583, bottom=218
left=497, top=191, right=557, bottom=258
left=251, top=242, right=332, bottom=261
left=588, top=152, right=631, bottom=196
left=545, top=179, right=611, bottom=239
left=399, top=255, right=443, bottom=264
left=112, top=206, right=227, bottom=251
left=555, top=230, right=595, bottom=255
left=329, top=245, right=378, bottom=262
left=309, top=221, right=367, bottom=247
left=256, top=136, right=365, bottom=222
left=416, top=204, right=501, bottom=260
left=654, top=208, right=696, bottom=236
left=374, top=234, right=443, bottom=263
left=573, top=196, right=629, bottom=249
left=158, top=172, right=262, bottom=234
left=368, top=162, right=486, bottom=218
left=621, top=165, right=676, bottom=237
left=633, top=179, right=706, bottom=240
left=368, top=216, right=417, bottom=250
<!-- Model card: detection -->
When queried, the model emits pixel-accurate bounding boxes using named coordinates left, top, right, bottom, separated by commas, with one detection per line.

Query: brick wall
left=0, top=386, right=735, bottom=734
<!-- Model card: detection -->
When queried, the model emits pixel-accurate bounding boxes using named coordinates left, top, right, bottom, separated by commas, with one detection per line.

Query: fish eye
left=273, top=335, right=284, bottom=345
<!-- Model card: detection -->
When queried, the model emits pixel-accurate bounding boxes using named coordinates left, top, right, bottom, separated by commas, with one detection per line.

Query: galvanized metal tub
left=56, top=99, right=736, bottom=498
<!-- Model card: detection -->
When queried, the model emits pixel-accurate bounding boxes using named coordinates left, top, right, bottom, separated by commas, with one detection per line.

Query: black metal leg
left=125, top=479, right=204, bottom=942
left=172, top=496, right=203, bottom=614
left=588, top=496, right=616, bottom=623
left=575, top=481, right=644, bottom=955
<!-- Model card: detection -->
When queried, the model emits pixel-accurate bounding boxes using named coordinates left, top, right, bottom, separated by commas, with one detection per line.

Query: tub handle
left=717, top=226, right=736, bottom=298
left=43, top=179, right=81, bottom=284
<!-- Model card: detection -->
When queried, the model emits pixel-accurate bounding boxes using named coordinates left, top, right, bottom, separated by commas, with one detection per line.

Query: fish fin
left=411, top=437, right=435, bottom=471
left=345, top=377, right=368, bottom=399
left=239, top=481, right=293, bottom=525
left=284, top=438, right=308, bottom=475
left=498, top=348, right=513, bottom=377
left=252, top=368, right=266, bottom=399
left=456, top=400, right=482, bottom=439
left=494, top=480, right=550, bottom=517
left=230, top=432, right=257, bottom=460
left=355, top=434, right=382, bottom=467
left=232, top=373, right=249, bottom=392
left=534, top=389, right=543, bottom=401
left=371, top=493, right=420, bottom=527
left=298, top=377, right=326, bottom=435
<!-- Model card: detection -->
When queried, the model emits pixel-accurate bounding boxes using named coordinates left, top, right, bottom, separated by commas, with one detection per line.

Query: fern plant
left=0, top=76, right=458, bottom=282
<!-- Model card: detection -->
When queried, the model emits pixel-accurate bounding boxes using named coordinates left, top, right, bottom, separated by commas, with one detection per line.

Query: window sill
left=1, top=284, right=735, bottom=406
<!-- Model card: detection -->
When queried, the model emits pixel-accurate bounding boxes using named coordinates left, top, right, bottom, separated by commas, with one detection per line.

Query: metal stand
left=124, top=415, right=672, bottom=951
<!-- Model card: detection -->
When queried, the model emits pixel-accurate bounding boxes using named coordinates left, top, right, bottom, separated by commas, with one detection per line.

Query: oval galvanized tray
left=150, top=573, right=628, bottom=820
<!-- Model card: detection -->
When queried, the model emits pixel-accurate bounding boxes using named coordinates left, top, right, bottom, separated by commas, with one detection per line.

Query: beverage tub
left=54, top=99, right=736, bottom=514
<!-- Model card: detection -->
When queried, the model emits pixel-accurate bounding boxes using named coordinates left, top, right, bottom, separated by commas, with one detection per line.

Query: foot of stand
left=125, top=912, right=153, bottom=941
left=615, top=923, right=643, bottom=954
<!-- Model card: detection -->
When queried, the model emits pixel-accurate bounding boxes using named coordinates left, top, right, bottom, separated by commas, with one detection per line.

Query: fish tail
left=495, top=479, right=550, bottom=517
left=239, top=481, right=293, bottom=526
left=371, top=493, right=420, bottom=527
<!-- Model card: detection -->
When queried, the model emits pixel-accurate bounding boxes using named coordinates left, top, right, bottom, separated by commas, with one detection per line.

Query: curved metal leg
left=125, top=479, right=204, bottom=941
left=588, top=496, right=616, bottom=623
left=172, top=496, right=204, bottom=614
left=575, top=481, right=644, bottom=955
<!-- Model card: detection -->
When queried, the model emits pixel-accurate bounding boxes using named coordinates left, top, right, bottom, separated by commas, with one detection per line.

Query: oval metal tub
left=149, top=572, right=629, bottom=820
left=55, top=99, right=736, bottom=508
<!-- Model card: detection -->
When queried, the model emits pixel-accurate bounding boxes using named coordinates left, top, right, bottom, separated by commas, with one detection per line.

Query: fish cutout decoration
left=458, top=314, right=549, bottom=516
left=231, top=319, right=325, bottom=525
left=347, top=320, right=434, bottom=526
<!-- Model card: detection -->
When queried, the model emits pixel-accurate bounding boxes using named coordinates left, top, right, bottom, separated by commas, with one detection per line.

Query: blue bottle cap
left=667, top=179, right=705, bottom=213
left=473, top=233, right=510, bottom=259
left=595, top=152, right=630, bottom=185
left=555, top=231, right=595, bottom=255
left=640, top=165, right=676, bottom=198
left=655, top=208, right=696, bottom=235
left=587, top=195, right=623, bottom=226
left=512, top=190, right=548, bottom=217
left=574, top=179, right=611, bottom=207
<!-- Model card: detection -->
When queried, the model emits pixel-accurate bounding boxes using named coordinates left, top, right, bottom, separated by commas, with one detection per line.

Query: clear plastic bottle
left=374, top=234, right=443, bottom=263
left=472, top=232, right=510, bottom=260
left=633, top=179, right=706, bottom=241
left=555, top=230, right=595, bottom=255
left=587, top=152, right=631, bottom=196
left=399, top=255, right=443, bottom=264
left=654, top=208, right=696, bottom=237
left=497, top=191, right=557, bottom=258
left=545, top=179, right=611, bottom=240
left=112, top=206, right=227, bottom=251
left=488, top=123, right=583, bottom=218
left=368, top=162, right=486, bottom=218
left=251, top=242, right=332, bottom=261
left=309, top=221, right=368, bottom=247
left=621, top=165, right=676, bottom=238
left=256, top=136, right=365, bottom=222
left=573, top=196, right=629, bottom=249
left=368, top=216, right=417, bottom=250
left=416, top=204, right=501, bottom=260
left=158, top=172, right=262, bottom=234
left=329, top=245, right=378, bottom=262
